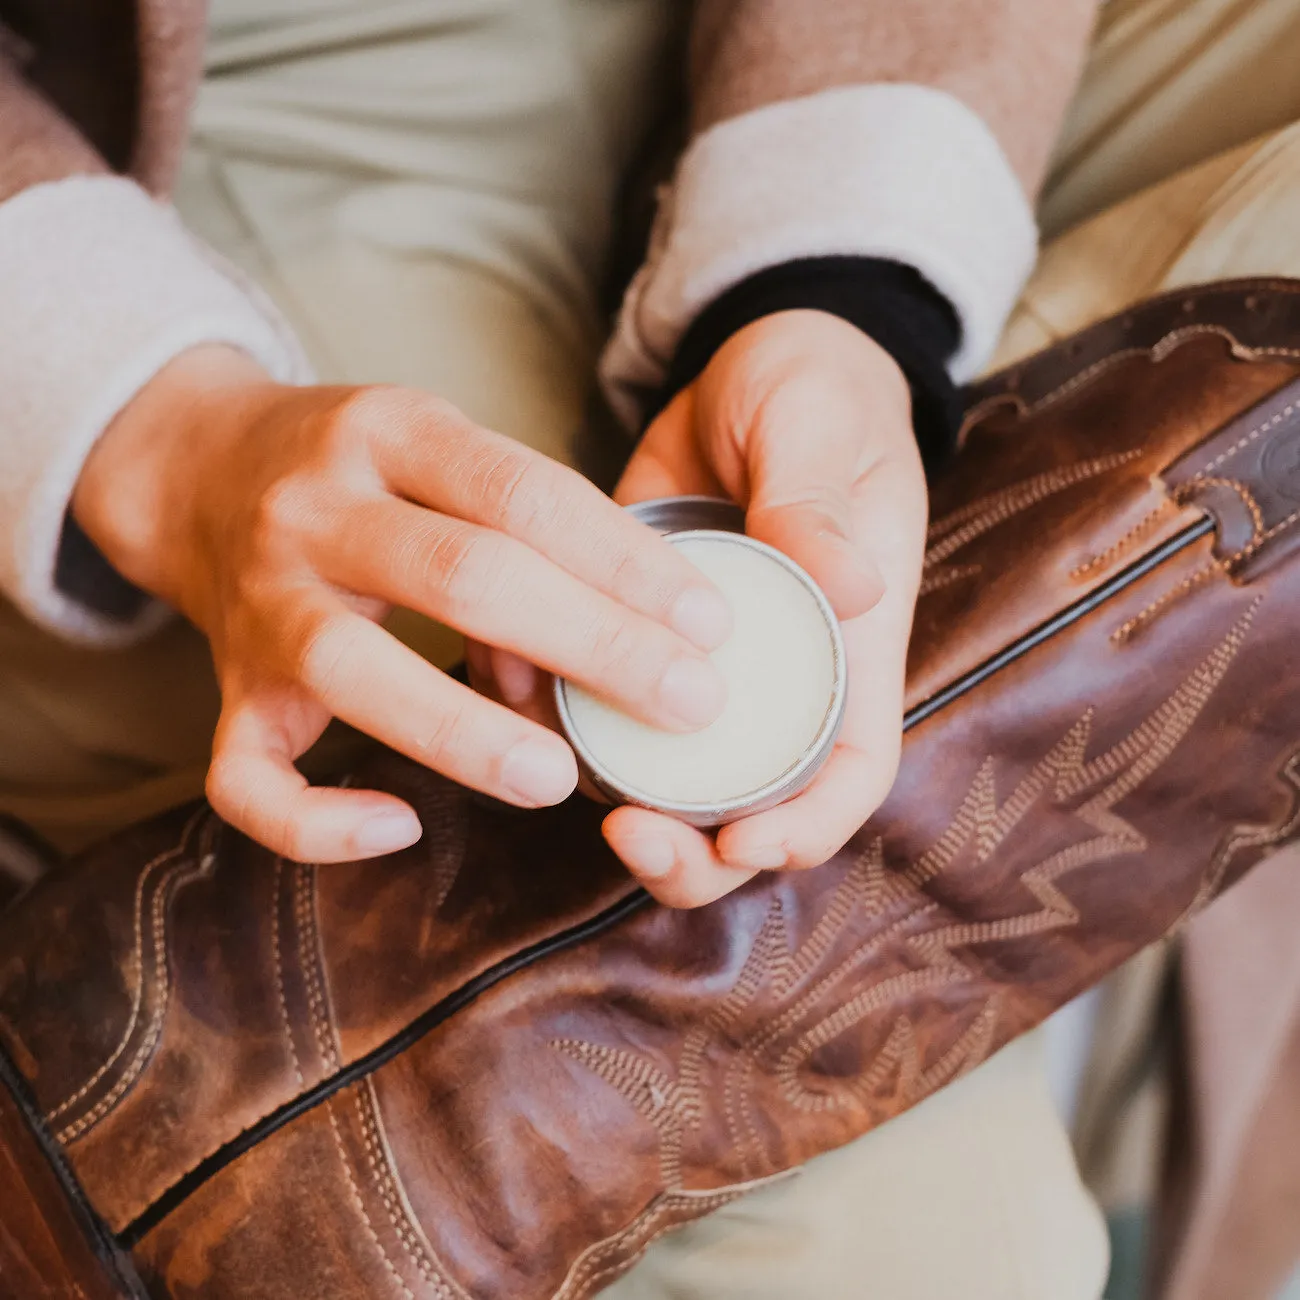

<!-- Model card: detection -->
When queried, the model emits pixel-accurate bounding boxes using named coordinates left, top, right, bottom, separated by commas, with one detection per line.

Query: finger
left=208, top=685, right=424, bottom=863
left=741, top=384, right=890, bottom=621
left=491, top=646, right=556, bottom=733
left=614, top=389, right=725, bottom=506
left=368, top=399, right=731, bottom=652
left=716, top=554, right=912, bottom=869
left=715, top=741, right=897, bottom=871
left=489, top=646, right=538, bottom=707
left=603, top=805, right=759, bottom=908
left=271, top=597, right=579, bottom=807
left=463, top=637, right=494, bottom=692
left=316, top=501, right=727, bottom=732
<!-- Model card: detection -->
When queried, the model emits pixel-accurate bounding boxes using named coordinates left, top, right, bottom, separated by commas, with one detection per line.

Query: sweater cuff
left=0, top=175, right=312, bottom=647
left=600, top=83, right=1036, bottom=429
left=655, top=257, right=963, bottom=477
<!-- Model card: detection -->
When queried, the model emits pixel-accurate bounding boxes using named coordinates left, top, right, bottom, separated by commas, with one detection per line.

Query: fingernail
left=355, top=809, right=423, bottom=857
left=500, top=737, right=575, bottom=806
left=620, top=836, right=676, bottom=879
left=724, top=845, right=788, bottom=871
left=670, top=585, right=733, bottom=651
left=658, top=658, right=727, bottom=728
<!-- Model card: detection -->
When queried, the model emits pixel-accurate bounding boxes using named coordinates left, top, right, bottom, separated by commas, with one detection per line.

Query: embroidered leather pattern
left=553, top=606, right=1254, bottom=1193
left=922, top=452, right=1140, bottom=595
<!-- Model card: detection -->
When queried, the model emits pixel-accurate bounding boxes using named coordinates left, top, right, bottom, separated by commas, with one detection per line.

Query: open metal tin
left=554, top=496, right=847, bottom=827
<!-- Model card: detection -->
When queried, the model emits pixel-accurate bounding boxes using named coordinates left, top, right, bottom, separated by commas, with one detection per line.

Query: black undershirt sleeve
left=651, top=255, right=964, bottom=479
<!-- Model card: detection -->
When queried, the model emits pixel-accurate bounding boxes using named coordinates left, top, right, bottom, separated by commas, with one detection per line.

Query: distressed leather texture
left=5, top=279, right=1300, bottom=1299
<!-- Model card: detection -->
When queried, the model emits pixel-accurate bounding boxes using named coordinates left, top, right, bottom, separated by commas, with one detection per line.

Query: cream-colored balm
left=557, top=523, right=846, bottom=826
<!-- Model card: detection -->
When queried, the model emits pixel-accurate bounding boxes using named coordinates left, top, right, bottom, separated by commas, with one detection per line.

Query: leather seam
left=556, top=1189, right=751, bottom=1298
left=356, top=1078, right=467, bottom=1300
left=56, top=815, right=218, bottom=1145
left=270, top=857, right=304, bottom=1089
left=964, top=280, right=1300, bottom=435
left=1191, top=400, right=1298, bottom=479
left=295, top=862, right=340, bottom=1074
left=1109, top=562, right=1219, bottom=645
left=326, top=1099, right=419, bottom=1300
left=44, top=809, right=206, bottom=1125
left=116, top=890, right=654, bottom=1249
left=1070, top=501, right=1173, bottom=579
left=1179, top=475, right=1266, bottom=536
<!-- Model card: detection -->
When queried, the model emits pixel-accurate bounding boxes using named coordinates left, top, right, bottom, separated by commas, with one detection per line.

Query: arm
left=596, top=0, right=1102, bottom=905
left=604, top=0, right=1101, bottom=422
left=0, top=20, right=736, bottom=863
left=0, top=40, right=308, bottom=644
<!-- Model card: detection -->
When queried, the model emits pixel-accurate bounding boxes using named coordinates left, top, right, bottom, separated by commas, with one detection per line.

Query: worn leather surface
left=0, top=1046, right=144, bottom=1298
left=5, top=279, right=1300, bottom=1298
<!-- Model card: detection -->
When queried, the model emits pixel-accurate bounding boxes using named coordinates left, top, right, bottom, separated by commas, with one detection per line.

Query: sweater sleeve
left=600, top=0, right=1100, bottom=430
left=0, top=57, right=310, bottom=647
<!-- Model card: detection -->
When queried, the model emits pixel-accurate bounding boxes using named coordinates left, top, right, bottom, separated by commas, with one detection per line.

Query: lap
left=607, top=1034, right=1108, bottom=1300
left=4, top=0, right=1299, bottom=1294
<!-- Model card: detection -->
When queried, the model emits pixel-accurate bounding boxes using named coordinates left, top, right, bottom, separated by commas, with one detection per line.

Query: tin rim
left=554, top=526, right=847, bottom=826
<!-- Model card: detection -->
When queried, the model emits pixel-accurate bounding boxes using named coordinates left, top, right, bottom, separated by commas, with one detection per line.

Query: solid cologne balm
left=555, top=497, right=846, bottom=826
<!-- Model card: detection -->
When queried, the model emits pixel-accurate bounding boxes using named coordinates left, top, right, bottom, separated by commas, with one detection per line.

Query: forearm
left=602, top=0, right=1101, bottom=434
left=0, top=52, right=105, bottom=199
left=689, top=0, right=1101, bottom=198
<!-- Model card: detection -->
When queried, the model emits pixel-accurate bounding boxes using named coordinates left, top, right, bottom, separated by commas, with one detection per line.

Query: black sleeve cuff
left=653, top=256, right=964, bottom=478
left=55, top=515, right=150, bottom=623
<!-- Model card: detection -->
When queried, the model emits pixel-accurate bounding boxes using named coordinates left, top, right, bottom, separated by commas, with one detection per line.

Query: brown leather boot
left=4, top=280, right=1300, bottom=1300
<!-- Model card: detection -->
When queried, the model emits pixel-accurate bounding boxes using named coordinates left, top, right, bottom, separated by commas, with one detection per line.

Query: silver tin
left=554, top=496, right=847, bottom=826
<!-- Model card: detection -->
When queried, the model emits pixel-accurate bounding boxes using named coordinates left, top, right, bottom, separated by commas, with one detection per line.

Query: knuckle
left=333, top=384, right=404, bottom=433
left=277, top=819, right=316, bottom=865
left=588, top=612, right=648, bottom=682
left=293, top=614, right=360, bottom=699
left=204, top=756, right=240, bottom=819
left=475, top=447, right=544, bottom=533
left=413, top=700, right=467, bottom=768
left=788, top=838, right=846, bottom=871
left=205, top=755, right=266, bottom=843
left=332, top=386, right=452, bottom=458
left=250, top=478, right=311, bottom=554
left=604, top=542, right=651, bottom=603
left=424, top=528, right=497, bottom=612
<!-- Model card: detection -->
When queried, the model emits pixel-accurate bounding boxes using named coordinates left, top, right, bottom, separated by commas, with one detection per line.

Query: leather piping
left=115, top=513, right=1216, bottom=1249
left=907, top=517, right=1215, bottom=726
left=118, top=889, right=655, bottom=1246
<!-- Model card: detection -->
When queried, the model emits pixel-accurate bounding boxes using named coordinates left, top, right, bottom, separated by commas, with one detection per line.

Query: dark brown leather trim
left=1163, top=374, right=1300, bottom=581
left=962, top=278, right=1300, bottom=434
left=0, top=1038, right=147, bottom=1298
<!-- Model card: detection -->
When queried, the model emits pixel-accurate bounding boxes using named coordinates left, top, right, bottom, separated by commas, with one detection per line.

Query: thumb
left=614, top=388, right=723, bottom=507
left=743, top=388, right=886, bottom=621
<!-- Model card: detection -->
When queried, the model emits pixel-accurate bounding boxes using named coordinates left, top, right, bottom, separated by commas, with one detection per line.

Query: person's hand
left=609, top=310, right=928, bottom=906
left=73, top=345, right=734, bottom=863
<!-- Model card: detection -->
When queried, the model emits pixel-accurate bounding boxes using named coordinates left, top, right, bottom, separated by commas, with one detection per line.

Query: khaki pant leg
left=608, top=1034, right=1110, bottom=1300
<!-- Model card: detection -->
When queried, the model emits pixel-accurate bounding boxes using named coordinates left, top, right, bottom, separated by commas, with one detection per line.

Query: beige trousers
left=6, top=0, right=1300, bottom=1294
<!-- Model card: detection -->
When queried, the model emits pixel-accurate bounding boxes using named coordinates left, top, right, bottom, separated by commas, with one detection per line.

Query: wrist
left=72, top=344, right=275, bottom=613
left=657, top=257, right=962, bottom=477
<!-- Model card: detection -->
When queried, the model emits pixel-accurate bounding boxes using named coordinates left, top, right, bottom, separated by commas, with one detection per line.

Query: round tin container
left=554, top=496, right=847, bottom=826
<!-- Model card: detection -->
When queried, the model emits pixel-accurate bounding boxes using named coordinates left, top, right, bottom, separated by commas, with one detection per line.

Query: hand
left=608, top=310, right=928, bottom=905
left=73, top=346, right=734, bottom=863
